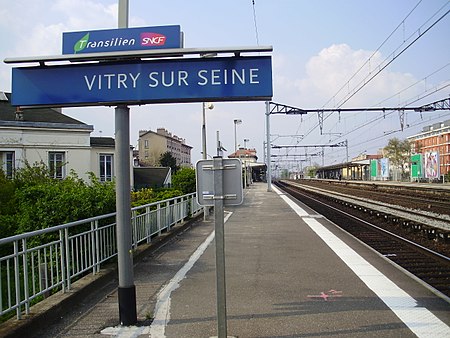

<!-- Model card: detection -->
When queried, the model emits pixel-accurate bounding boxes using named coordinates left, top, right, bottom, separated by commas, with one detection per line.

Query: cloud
left=293, top=43, right=419, bottom=107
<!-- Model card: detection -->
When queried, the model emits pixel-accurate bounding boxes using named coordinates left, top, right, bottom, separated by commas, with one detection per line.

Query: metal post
left=115, top=105, right=137, bottom=326
left=265, top=101, right=272, bottom=191
left=118, top=0, right=129, bottom=28
left=202, top=103, right=208, bottom=220
left=213, top=156, right=227, bottom=338
left=234, top=121, right=237, bottom=153
left=202, top=102, right=207, bottom=160
left=115, top=0, right=136, bottom=326
left=345, top=139, right=349, bottom=162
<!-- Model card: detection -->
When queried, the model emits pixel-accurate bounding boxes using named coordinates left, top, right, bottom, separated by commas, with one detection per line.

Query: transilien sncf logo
left=73, top=32, right=167, bottom=53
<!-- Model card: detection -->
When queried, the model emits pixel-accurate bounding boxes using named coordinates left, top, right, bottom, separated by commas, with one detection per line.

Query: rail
left=0, top=192, right=202, bottom=320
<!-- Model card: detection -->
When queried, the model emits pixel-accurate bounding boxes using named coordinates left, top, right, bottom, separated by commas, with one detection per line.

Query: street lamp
left=233, top=119, right=242, bottom=153
left=202, top=102, right=214, bottom=160
left=201, top=102, right=214, bottom=221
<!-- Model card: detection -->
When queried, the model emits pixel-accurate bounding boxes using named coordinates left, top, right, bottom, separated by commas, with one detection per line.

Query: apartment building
left=137, top=128, right=192, bottom=167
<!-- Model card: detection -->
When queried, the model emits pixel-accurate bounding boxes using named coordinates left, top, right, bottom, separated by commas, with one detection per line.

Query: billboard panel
left=11, top=56, right=272, bottom=107
left=62, top=26, right=182, bottom=54
left=380, top=158, right=389, bottom=178
left=424, top=151, right=440, bottom=179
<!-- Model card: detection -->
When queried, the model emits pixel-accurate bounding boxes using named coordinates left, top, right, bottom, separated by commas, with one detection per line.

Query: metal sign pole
left=116, top=0, right=137, bottom=326
left=115, top=105, right=137, bottom=325
left=213, top=156, right=228, bottom=338
left=265, top=101, right=272, bottom=191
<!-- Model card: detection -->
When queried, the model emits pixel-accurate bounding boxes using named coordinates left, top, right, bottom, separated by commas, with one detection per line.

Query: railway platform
left=10, top=182, right=450, bottom=338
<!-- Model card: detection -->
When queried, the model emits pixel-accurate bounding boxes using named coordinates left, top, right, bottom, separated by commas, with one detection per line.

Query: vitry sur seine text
left=83, top=68, right=261, bottom=90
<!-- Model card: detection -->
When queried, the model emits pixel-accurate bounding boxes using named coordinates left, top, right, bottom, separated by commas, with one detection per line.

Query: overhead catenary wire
left=320, top=0, right=424, bottom=109
left=299, top=2, right=449, bottom=142
left=335, top=6, right=449, bottom=109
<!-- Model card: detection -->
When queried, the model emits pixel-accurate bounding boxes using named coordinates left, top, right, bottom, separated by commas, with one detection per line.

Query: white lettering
left=162, top=71, right=174, bottom=87
left=211, top=69, right=221, bottom=85
left=148, top=71, right=189, bottom=88
left=148, top=72, right=159, bottom=88
left=178, top=71, right=188, bottom=86
left=118, top=74, right=127, bottom=88
left=84, top=75, right=96, bottom=91
left=231, top=69, right=245, bottom=84
left=104, top=74, right=115, bottom=89
left=197, top=70, right=208, bottom=86
left=249, top=68, right=259, bottom=84
left=84, top=72, right=140, bottom=90
left=129, top=72, right=140, bottom=88
left=197, top=68, right=255, bottom=86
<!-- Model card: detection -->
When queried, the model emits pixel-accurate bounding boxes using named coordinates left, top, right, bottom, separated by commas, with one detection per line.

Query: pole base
left=118, top=285, right=137, bottom=326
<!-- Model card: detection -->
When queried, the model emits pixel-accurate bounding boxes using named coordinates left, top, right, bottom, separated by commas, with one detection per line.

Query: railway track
left=275, top=180, right=450, bottom=300
left=294, top=179, right=450, bottom=216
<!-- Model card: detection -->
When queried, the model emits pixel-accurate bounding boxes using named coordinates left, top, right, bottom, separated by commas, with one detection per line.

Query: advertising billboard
left=424, top=151, right=440, bottom=179
left=62, top=25, right=182, bottom=54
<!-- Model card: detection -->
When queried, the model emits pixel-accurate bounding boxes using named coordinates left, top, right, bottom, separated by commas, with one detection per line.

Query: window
left=49, top=152, right=65, bottom=179
left=1, top=152, right=14, bottom=179
left=144, top=139, right=149, bottom=149
left=100, top=154, right=113, bottom=182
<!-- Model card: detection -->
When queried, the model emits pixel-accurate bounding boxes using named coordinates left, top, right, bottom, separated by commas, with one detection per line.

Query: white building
left=0, top=92, right=133, bottom=186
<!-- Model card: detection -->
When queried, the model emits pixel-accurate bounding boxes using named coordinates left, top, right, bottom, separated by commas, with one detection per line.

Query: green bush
left=0, top=164, right=116, bottom=237
left=131, top=187, right=183, bottom=207
left=0, top=163, right=194, bottom=239
left=172, top=167, right=196, bottom=194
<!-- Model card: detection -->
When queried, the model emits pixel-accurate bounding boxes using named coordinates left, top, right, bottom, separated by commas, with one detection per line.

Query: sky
left=1, top=0, right=449, bottom=169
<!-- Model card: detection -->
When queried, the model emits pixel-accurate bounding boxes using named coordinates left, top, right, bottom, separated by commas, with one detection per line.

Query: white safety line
left=272, top=184, right=309, bottom=216
left=101, top=211, right=233, bottom=338
left=273, top=184, right=450, bottom=337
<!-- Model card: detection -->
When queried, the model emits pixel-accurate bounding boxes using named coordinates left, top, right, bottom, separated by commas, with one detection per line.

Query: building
left=407, top=120, right=450, bottom=178
left=228, top=148, right=267, bottom=183
left=133, top=167, right=171, bottom=190
left=0, top=92, right=133, bottom=185
left=137, top=128, right=192, bottom=167
left=228, top=147, right=258, bottom=163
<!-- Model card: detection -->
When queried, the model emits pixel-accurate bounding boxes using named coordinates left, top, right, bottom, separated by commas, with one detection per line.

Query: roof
left=133, top=167, right=171, bottom=190
left=228, top=148, right=258, bottom=160
left=0, top=92, right=93, bottom=130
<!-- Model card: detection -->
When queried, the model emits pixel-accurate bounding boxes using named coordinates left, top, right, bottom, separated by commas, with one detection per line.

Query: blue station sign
left=11, top=56, right=272, bottom=106
left=62, top=25, right=182, bottom=54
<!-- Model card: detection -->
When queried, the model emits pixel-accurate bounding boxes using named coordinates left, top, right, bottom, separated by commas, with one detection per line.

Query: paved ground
left=6, top=182, right=449, bottom=338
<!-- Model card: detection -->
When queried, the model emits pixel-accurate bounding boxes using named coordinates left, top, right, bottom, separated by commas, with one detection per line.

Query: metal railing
left=0, top=192, right=201, bottom=319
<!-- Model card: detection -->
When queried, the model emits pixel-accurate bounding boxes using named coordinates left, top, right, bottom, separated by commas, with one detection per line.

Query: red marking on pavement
left=307, top=289, right=343, bottom=301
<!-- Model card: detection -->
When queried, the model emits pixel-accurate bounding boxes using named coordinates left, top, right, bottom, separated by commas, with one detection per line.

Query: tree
left=172, top=167, right=196, bottom=194
left=383, top=138, right=411, bottom=179
left=159, top=151, right=179, bottom=173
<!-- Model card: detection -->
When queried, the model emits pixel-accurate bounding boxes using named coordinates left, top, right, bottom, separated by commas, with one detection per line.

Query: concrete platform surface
left=18, top=182, right=450, bottom=338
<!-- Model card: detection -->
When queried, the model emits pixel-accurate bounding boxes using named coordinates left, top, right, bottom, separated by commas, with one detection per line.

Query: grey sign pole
left=115, top=105, right=137, bottom=325
left=265, top=101, right=272, bottom=192
left=116, top=0, right=137, bottom=326
left=213, top=156, right=228, bottom=338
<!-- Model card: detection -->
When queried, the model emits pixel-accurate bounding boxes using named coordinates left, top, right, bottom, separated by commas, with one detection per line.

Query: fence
left=0, top=192, right=201, bottom=319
